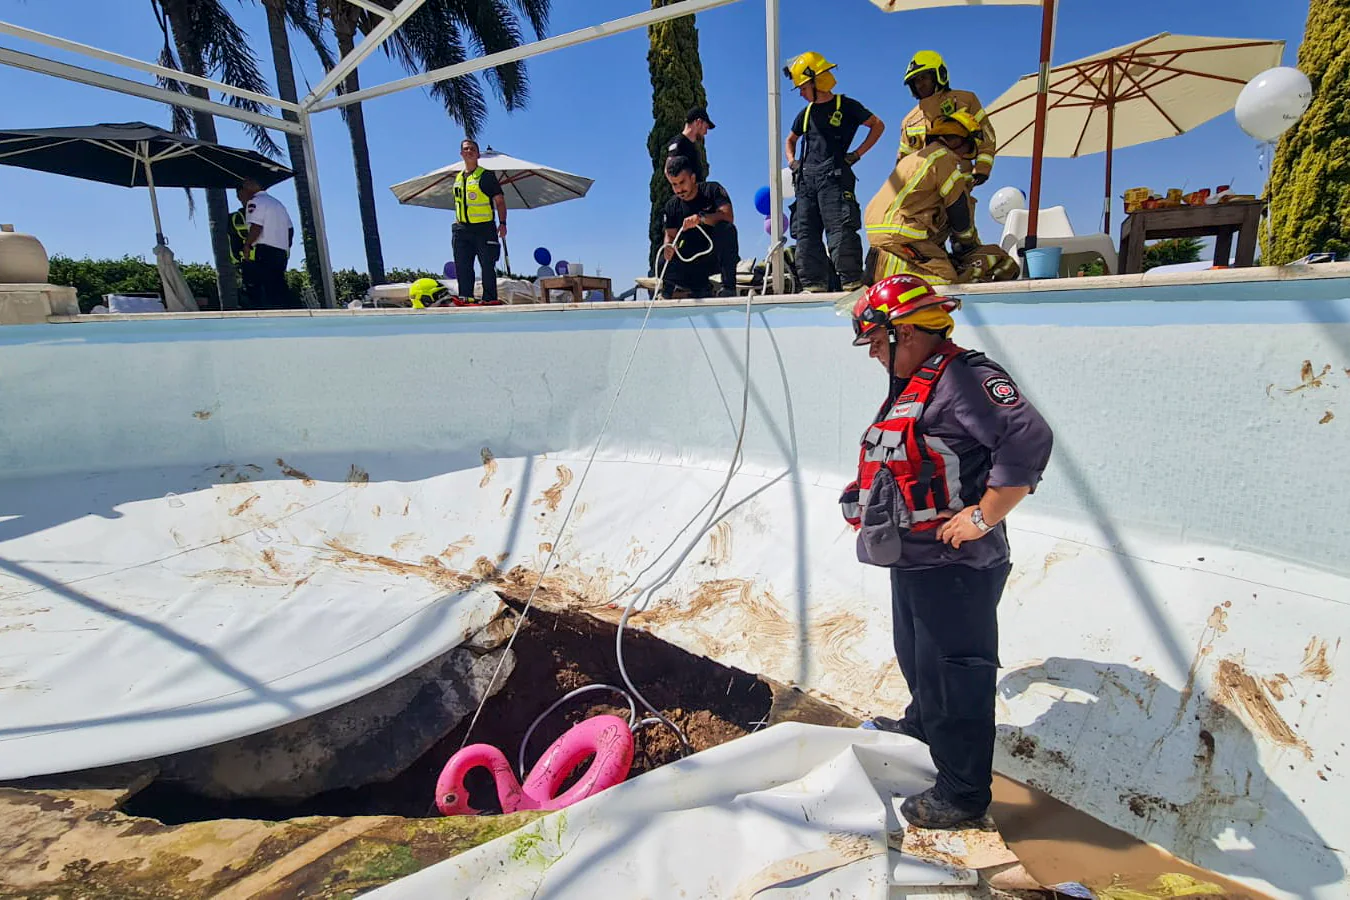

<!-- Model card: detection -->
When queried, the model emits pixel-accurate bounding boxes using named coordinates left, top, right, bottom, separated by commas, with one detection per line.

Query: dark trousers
left=791, top=165, right=863, bottom=289
left=452, top=223, right=500, bottom=302
left=660, top=221, right=740, bottom=297
left=241, top=244, right=297, bottom=310
left=890, top=562, right=1010, bottom=809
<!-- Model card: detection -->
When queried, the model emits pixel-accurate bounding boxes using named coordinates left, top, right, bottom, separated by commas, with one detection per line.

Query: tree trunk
left=645, top=0, right=709, bottom=275
left=336, top=24, right=386, bottom=285
left=1263, top=0, right=1350, bottom=264
left=264, top=0, right=325, bottom=303
left=166, top=17, right=239, bottom=310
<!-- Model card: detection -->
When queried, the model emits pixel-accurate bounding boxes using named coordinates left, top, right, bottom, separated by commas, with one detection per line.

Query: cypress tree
left=646, top=0, right=710, bottom=274
left=1263, top=0, right=1350, bottom=263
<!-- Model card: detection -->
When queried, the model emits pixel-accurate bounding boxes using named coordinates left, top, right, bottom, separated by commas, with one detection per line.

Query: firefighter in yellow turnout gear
left=898, top=51, right=997, bottom=186
left=865, top=113, right=1018, bottom=286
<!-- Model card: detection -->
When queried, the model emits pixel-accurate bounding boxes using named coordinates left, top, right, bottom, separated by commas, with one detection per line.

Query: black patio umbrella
left=0, top=121, right=292, bottom=245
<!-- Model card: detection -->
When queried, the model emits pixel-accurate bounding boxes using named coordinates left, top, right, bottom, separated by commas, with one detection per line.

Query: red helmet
left=850, top=275, right=960, bottom=345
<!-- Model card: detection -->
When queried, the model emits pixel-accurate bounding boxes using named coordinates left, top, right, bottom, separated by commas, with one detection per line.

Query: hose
left=457, top=227, right=776, bottom=775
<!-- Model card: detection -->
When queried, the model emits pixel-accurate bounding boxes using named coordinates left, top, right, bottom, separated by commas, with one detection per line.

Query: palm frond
left=388, top=2, right=488, bottom=135
left=442, top=0, right=530, bottom=112
left=504, top=0, right=549, bottom=41
left=284, top=0, right=336, bottom=70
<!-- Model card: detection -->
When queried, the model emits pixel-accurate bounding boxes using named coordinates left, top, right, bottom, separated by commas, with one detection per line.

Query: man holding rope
left=660, top=155, right=739, bottom=298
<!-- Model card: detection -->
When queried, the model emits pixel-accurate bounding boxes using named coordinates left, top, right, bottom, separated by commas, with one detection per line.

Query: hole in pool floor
left=123, top=602, right=773, bottom=824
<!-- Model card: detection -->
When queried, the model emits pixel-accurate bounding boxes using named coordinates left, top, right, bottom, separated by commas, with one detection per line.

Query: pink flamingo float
left=435, top=714, right=634, bottom=816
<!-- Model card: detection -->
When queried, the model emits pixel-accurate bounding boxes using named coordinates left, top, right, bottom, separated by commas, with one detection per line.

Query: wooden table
left=1118, top=199, right=1264, bottom=274
left=537, top=275, right=613, bottom=304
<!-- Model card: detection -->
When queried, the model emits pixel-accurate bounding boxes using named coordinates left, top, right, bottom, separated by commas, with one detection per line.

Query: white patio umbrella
left=869, top=0, right=1039, bottom=8
left=985, top=33, right=1285, bottom=232
left=389, top=150, right=594, bottom=211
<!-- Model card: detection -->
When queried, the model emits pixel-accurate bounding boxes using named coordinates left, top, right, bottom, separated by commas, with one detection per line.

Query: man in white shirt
left=236, top=179, right=298, bottom=309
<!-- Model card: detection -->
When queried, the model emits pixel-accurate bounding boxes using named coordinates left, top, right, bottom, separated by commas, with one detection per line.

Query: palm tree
left=261, top=0, right=334, bottom=300
left=313, top=0, right=551, bottom=284
left=151, top=0, right=284, bottom=310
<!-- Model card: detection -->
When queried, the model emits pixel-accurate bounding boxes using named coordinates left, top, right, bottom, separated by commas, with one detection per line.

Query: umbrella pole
left=1103, top=101, right=1115, bottom=235
left=140, top=141, right=166, bottom=246
left=1025, top=0, right=1057, bottom=251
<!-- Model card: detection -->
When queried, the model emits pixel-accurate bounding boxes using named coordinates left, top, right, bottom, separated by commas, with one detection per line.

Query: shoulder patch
left=940, top=98, right=957, bottom=116
left=983, top=375, right=1020, bottom=407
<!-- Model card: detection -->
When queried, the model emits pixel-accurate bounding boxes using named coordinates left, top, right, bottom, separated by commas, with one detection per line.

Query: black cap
left=687, top=106, right=716, bottom=129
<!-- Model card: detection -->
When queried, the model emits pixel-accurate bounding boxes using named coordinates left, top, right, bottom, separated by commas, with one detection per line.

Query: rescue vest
left=454, top=168, right=494, bottom=225
left=844, top=342, right=967, bottom=531
left=228, top=209, right=254, bottom=264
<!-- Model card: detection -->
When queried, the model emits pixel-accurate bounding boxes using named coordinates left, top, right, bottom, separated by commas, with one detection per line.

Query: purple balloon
left=556, top=260, right=569, bottom=275
left=763, top=213, right=788, bottom=236
left=443, top=260, right=457, bottom=279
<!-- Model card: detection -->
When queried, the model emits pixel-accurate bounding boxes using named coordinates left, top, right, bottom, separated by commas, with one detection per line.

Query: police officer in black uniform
left=666, top=106, right=715, bottom=181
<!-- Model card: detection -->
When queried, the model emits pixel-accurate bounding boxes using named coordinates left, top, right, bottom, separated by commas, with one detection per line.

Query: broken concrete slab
left=155, top=643, right=515, bottom=801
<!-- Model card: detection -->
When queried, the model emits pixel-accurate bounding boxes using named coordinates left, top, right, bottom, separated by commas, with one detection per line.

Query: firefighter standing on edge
left=784, top=51, right=885, bottom=292
left=840, top=274, right=1053, bottom=829
left=865, top=113, right=1018, bottom=285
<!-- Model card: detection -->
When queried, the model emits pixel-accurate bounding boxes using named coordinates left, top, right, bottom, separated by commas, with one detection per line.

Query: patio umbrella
left=985, top=33, right=1285, bottom=233
left=389, top=150, right=594, bottom=212
left=868, top=0, right=1039, bottom=8
left=0, top=122, right=292, bottom=311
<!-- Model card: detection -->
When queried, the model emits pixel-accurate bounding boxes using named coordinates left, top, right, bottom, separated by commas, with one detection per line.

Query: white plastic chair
left=1000, top=206, right=1119, bottom=276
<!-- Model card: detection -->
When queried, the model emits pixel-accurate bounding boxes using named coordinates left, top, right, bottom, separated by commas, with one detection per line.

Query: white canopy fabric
left=370, top=724, right=1037, bottom=899
left=153, top=242, right=199, bottom=313
left=389, top=150, right=594, bottom=211
left=870, top=0, right=1039, bottom=9
left=986, top=32, right=1285, bottom=158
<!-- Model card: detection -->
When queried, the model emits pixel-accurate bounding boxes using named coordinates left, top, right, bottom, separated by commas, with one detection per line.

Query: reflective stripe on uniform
left=975, top=153, right=995, bottom=168
left=867, top=222, right=929, bottom=240
left=939, top=168, right=965, bottom=199
left=884, top=147, right=948, bottom=220
left=973, top=109, right=988, bottom=123
left=924, top=435, right=965, bottom=516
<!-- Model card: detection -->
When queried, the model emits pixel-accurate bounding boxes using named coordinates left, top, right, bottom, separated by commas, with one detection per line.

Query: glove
left=789, top=159, right=802, bottom=174
left=951, top=239, right=978, bottom=259
left=844, top=151, right=861, bottom=167
left=972, top=172, right=989, bottom=186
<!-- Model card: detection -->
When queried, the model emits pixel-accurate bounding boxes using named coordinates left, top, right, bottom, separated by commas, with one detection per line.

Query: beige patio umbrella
left=986, top=32, right=1285, bottom=232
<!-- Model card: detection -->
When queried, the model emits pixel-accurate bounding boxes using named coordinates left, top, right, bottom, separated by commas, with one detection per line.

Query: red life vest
left=842, top=342, right=966, bottom=531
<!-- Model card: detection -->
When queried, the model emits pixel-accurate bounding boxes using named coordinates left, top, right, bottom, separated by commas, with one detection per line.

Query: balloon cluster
left=752, top=169, right=796, bottom=237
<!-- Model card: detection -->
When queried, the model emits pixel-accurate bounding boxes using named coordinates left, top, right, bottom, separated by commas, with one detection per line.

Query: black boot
left=865, top=715, right=926, bottom=743
left=899, top=787, right=987, bottom=830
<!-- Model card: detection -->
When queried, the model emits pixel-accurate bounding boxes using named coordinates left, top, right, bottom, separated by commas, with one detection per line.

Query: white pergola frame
left=0, top=0, right=787, bottom=307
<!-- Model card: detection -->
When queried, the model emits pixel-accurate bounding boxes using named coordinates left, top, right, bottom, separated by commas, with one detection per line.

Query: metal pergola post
left=299, top=111, right=336, bottom=309
left=765, top=0, right=784, bottom=294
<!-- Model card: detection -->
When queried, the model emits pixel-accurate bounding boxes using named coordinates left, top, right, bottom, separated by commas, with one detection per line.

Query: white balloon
left=988, top=186, right=1027, bottom=224
left=780, top=166, right=795, bottom=201
left=1235, top=66, right=1312, bottom=142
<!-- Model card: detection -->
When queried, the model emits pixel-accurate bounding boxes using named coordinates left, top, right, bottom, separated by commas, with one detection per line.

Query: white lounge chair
left=1000, top=206, right=1119, bottom=276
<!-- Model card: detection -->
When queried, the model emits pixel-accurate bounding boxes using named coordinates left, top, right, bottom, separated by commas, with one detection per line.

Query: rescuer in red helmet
left=840, top=274, right=1054, bottom=830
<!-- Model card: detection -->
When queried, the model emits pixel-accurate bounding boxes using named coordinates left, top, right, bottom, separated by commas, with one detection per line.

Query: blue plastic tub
left=1024, top=246, right=1063, bottom=279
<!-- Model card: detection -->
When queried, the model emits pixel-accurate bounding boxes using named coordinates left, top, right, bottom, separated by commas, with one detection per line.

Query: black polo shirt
left=663, top=181, right=732, bottom=230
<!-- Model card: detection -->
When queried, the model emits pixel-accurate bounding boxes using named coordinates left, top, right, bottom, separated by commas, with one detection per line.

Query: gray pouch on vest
left=856, top=466, right=912, bottom=567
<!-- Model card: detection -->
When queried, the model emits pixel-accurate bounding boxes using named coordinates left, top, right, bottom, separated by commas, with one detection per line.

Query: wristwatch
left=971, top=507, right=991, bottom=533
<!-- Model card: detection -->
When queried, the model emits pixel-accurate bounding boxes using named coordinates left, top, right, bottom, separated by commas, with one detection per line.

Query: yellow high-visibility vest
left=454, top=168, right=494, bottom=225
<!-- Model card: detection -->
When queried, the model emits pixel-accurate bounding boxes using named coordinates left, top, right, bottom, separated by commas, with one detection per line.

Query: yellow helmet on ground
left=904, top=50, right=950, bottom=97
left=927, top=113, right=981, bottom=158
left=409, top=277, right=449, bottom=309
left=783, top=51, right=838, bottom=92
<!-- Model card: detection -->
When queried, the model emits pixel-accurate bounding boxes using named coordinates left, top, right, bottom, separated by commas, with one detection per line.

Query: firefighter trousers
left=868, top=240, right=958, bottom=285
left=791, top=165, right=863, bottom=289
left=452, top=223, right=500, bottom=302
left=890, top=561, right=1010, bottom=810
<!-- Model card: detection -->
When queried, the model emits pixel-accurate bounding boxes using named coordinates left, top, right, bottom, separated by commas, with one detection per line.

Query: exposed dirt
left=125, top=602, right=770, bottom=824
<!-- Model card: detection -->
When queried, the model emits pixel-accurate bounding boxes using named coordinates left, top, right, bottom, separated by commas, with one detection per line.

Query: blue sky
left=0, top=1, right=1310, bottom=291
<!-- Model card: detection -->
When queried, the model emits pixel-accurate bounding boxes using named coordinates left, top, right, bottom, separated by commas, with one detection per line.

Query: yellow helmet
left=783, top=51, right=838, bottom=92
left=904, top=50, right=950, bottom=98
left=927, top=113, right=981, bottom=158
left=409, top=277, right=449, bottom=309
